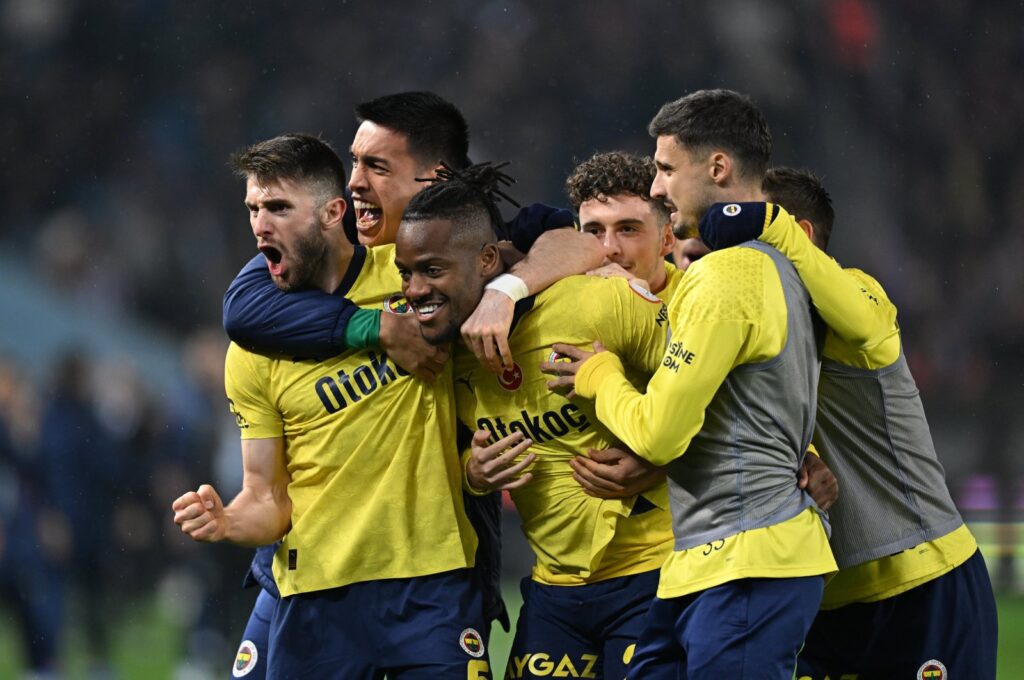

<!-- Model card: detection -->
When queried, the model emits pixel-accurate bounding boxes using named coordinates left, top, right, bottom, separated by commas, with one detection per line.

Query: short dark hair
left=648, top=89, right=772, bottom=181
left=402, top=162, right=517, bottom=244
left=230, top=133, right=346, bottom=204
left=565, top=151, right=670, bottom=222
left=762, top=167, right=835, bottom=250
left=355, top=91, right=470, bottom=170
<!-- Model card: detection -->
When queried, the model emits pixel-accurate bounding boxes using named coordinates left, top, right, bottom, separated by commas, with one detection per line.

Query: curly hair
left=565, top=151, right=669, bottom=221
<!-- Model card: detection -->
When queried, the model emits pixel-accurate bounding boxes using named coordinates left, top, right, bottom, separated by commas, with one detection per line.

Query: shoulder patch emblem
left=722, top=203, right=742, bottom=216
left=459, top=628, right=486, bottom=658
left=497, top=362, right=524, bottom=391
left=384, top=293, right=412, bottom=315
left=232, top=640, right=258, bottom=677
left=629, top=279, right=662, bottom=304
left=917, top=659, right=947, bottom=680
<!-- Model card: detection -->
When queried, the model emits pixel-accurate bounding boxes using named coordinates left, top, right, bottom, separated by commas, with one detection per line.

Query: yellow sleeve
left=823, top=268, right=901, bottom=368
left=224, top=343, right=284, bottom=440
left=576, top=251, right=779, bottom=466
left=760, top=206, right=895, bottom=350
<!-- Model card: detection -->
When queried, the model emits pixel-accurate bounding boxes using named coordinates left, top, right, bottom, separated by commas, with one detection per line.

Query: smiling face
left=579, top=193, right=674, bottom=293
left=394, top=215, right=498, bottom=346
left=348, top=121, right=435, bottom=247
left=245, top=176, right=331, bottom=291
left=650, top=135, right=717, bottom=240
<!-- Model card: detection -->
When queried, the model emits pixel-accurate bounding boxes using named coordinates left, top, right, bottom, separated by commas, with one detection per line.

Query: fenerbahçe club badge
left=459, top=628, right=485, bottom=658
left=384, top=293, right=412, bottom=315
left=917, top=659, right=947, bottom=680
left=232, top=640, right=258, bottom=677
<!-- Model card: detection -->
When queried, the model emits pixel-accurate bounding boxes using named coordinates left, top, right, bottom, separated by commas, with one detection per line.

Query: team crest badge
left=459, top=628, right=486, bottom=658
left=548, top=350, right=571, bottom=365
left=722, top=203, right=742, bottom=217
left=384, top=293, right=412, bottom=315
left=232, top=640, right=258, bottom=677
left=916, top=659, right=947, bottom=680
left=628, top=279, right=662, bottom=303
left=497, top=362, right=524, bottom=390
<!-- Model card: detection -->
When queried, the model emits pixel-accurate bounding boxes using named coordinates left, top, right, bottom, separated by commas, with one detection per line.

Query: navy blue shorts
left=506, top=569, right=659, bottom=679
left=627, top=576, right=824, bottom=680
left=796, top=549, right=997, bottom=679
left=268, top=569, right=491, bottom=679
left=231, top=587, right=275, bottom=679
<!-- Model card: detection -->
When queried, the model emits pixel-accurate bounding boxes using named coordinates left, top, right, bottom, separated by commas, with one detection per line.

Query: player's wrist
left=485, top=274, right=529, bottom=302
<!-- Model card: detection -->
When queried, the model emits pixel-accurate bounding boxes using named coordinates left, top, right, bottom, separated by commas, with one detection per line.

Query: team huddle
left=171, top=90, right=998, bottom=679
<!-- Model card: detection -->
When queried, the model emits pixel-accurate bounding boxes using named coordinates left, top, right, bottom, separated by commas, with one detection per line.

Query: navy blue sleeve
left=507, top=203, right=575, bottom=253
left=222, top=254, right=358, bottom=357
left=697, top=202, right=777, bottom=251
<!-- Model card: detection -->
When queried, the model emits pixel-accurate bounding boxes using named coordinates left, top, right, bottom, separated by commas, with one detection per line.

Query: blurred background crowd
left=1, top=0, right=1021, bottom=676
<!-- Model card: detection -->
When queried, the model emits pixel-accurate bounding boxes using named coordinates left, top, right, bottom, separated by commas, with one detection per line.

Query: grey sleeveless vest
left=667, top=242, right=825, bottom=551
left=814, top=350, right=964, bottom=568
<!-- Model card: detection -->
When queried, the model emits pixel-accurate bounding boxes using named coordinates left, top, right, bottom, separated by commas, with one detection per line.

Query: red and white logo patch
left=497, top=362, right=524, bottom=391
left=459, top=627, right=485, bottom=658
left=916, top=659, right=947, bottom=680
left=232, top=640, right=258, bottom=677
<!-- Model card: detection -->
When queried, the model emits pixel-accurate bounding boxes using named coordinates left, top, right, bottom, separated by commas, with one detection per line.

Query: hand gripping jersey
left=453, top=275, right=675, bottom=586
left=225, top=245, right=477, bottom=596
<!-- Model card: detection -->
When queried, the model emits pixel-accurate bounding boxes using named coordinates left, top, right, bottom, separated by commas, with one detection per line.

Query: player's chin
left=420, top=319, right=459, bottom=347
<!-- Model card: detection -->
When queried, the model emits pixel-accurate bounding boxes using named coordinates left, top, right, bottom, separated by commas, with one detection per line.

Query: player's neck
left=721, top=182, right=766, bottom=204
left=649, top=265, right=668, bottom=294
left=317, top=239, right=356, bottom=293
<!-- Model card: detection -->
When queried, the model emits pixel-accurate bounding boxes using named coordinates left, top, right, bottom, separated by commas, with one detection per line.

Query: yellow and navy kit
left=225, top=244, right=477, bottom=597
left=754, top=214, right=977, bottom=607
left=453, top=274, right=674, bottom=586
left=575, top=219, right=836, bottom=599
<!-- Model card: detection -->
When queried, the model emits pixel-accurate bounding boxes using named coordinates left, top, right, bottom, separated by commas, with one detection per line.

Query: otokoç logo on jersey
left=477, top=403, right=591, bottom=443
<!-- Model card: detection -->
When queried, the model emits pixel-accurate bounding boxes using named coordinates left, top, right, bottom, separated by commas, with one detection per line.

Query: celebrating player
left=393, top=162, right=674, bottom=679
left=544, top=89, right=838, bottom=678
left=699, top=166, right=998, bottom=679
left=173, top=133, right=490, bottom=678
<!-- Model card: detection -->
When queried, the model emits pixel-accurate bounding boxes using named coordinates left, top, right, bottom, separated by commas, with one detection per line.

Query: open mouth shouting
left=353, top=199, right=383, bottom=239
left=259, top=244, right=286, bottom=277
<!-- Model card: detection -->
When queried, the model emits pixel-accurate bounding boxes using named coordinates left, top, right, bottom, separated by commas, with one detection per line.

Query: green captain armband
left=343, top=308, right=382, bottom=349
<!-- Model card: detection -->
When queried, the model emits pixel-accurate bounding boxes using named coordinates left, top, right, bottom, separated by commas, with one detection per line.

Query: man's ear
left=797, top=218, right=815, bottom=243
left=709, top=151, right=732, bottom=186
left=321, top=196, right=347, bottom=230
left=658, top=222, right=675, bottom=257
left=479, top=243, right=503, bottom=277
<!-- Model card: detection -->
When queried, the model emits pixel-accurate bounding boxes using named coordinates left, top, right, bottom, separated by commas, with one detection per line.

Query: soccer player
left=543, top=89, right=838, bottom=678
left=564, top=151, right=836, bottom=513
left=393, top=162, right=675, bottom=679
left=699, top=167, right=998, bottom=679
left=172, top=133, right=489, bottom=678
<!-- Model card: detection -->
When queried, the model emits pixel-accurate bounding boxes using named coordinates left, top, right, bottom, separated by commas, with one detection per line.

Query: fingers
left=469, top=430, right=536, bottom=491
left=173, top=485, right=223, bottom=541
left=586, top=447, right=626, bottom=464
left=797, top=467, right=809, bottom=489
left=570, top=457, right=626, bottom=493
left=495, top=333, right=513, bottom=371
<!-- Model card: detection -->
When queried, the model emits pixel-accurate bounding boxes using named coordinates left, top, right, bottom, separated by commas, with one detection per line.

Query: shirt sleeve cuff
left=575, top=351, right=626, bottom=399
left=343, top=308, right=382, bottom=349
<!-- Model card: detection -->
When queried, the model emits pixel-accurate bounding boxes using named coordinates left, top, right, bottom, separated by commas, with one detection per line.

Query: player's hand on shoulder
left=172, top=484, right=227, bottom=542
left=379, top=311, right=449, bottom=382
left=586, top=262, right=645, bottom=288
left=461, top=289, right=515, bottom=374
left=798, top=452, right=839, bottom=511
left=571, top=446, right=665, bottom=499
left=467, top=429, right=535, bottom=493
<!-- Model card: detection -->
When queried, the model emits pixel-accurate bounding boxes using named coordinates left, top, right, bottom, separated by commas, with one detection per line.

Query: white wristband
left=485, top=273, right=530, bottom=302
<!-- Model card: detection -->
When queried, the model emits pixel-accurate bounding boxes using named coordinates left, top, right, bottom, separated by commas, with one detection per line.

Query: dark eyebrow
left=356, top=153, right=389, bottom=169
left=654, top=159, right=673, bottom=171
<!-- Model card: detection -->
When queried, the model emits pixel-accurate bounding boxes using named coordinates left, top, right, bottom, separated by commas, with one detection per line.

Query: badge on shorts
left=459, top=627, right=485, bottom=658
left=232, top=640, right=258, bottom=677
left=917, top=659, right=947, bottom=680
